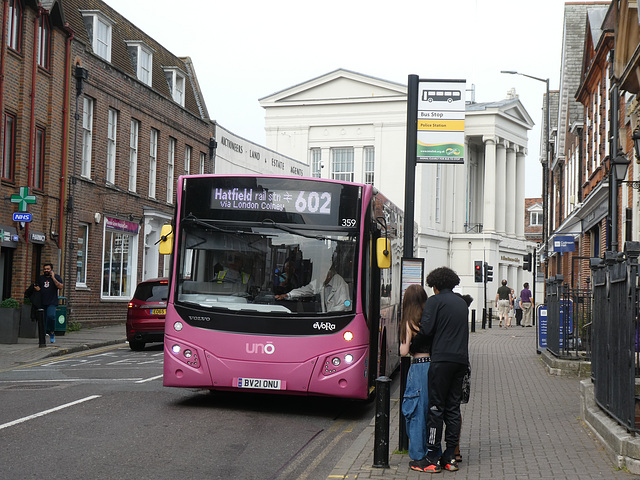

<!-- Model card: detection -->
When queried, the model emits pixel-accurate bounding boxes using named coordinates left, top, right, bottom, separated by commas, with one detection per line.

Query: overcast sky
left=103, top=0, right=578, bottom=198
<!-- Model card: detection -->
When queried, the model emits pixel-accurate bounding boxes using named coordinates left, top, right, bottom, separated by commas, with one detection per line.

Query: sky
left=102, top=0, right=577, bottom=198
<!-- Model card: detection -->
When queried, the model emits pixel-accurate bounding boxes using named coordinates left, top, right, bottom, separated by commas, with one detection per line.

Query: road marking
left=135, top=374, right=163, bottom=383
left=0, top=395, right=101, bottom=431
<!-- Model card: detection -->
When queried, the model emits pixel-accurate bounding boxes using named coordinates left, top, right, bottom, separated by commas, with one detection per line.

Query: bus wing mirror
left=158, top=224, right=174, bottom=255
left=377, top=238, right=391, bottom=269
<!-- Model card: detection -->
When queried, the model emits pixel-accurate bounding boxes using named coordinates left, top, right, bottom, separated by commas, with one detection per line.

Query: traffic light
left=484, top=263, right=493, bottom=283
left=474, top=261, right=483, bottom=282
left=523, top=252, right=532, bottom=271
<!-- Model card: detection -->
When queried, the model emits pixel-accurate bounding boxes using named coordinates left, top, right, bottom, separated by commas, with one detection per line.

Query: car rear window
left=134, top=282, right=168, bottom=302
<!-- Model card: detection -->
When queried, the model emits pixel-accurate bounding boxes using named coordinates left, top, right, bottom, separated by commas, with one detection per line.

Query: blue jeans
left=45, top=304, right=56, bottom=333
left=402, top=361, right=430, bottom=460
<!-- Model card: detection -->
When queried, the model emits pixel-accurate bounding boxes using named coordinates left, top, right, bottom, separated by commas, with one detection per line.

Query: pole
left=372, top=376, right=391, bottom=468
left=399, top=74, right=419, bottom=453
left=542, top=78, right=550, bottom=291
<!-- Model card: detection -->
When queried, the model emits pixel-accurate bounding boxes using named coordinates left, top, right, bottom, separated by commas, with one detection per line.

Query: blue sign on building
left=553, top=235, right=575, bottom=252
left=12, top=212, right=32, bottom=222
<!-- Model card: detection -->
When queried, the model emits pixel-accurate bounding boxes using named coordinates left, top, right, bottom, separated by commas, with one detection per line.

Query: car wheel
left=129, top=340, right=145, bottom=351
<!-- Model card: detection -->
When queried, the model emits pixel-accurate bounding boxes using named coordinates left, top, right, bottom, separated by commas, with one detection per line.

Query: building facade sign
left=0, top=225, right=19, bottom=248
left=29, top=232, right=46, bottom=244
left=216, top=124, right=309, bottom=177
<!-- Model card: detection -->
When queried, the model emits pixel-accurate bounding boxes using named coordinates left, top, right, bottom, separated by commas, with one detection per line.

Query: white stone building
left=260, top=69, right=537, bottom=309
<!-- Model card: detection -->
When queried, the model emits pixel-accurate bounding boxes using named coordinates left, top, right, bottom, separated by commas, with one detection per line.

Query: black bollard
left=471, top=309, right=476, bottom=332
left=488, top=307, right=493, bottom=328
left=398, top=357, right=410, bottom=451
left=37, top=308, right=46, bottom=347
left=372, top=376, right=391, bottom=468
left=482, top=308, right=486, bottom=329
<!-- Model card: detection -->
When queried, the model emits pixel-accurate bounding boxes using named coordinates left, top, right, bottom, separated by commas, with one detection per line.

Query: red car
left=126, top=278, right=168, bottom=351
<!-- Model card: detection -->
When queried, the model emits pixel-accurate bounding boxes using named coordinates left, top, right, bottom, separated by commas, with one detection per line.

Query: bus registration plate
left=237, top=377, right=283, bottom=390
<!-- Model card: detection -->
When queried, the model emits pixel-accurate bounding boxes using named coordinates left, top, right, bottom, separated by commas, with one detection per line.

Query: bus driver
left=275, top=264, right=351, bottom=312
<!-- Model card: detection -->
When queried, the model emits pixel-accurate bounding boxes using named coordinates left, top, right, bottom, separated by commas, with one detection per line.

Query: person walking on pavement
left=495, top=279, right=512, bottom=328
left=513, top=291, right=523, bottom=327
left=520, top=282, right=534, bottom=327
left=35, top=263, right=63, bottom=343
left=412, top=267, right=469, bottom=473
left=399, top=284, right=433, bottom=471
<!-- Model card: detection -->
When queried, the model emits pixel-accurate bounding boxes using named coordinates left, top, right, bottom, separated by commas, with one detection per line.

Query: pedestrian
left=412, top=266, right=469, bottom=473
left=514, top=291, right=523, bottom=327
left=494, top=279, right=512, bottom=328
left=520, top=282, right=534, bottom=327
left=34, top=263, right=63, bottom=343
left=399, top=284, right=432, bottom=471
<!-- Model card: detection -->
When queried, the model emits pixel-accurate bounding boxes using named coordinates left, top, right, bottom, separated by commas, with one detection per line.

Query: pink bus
left=159, top=175, right=403, bottom=399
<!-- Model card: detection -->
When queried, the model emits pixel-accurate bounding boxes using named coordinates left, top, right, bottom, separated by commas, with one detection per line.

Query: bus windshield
left=176, top=220, right=357, bottom=315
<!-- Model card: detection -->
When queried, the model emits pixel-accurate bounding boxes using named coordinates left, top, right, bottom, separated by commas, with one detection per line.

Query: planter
left=19, top=304, right=38, bottom=338
left=0, top=308, right=20, bottom=344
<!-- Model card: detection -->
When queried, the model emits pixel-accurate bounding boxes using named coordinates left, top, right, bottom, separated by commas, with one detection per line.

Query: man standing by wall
left=35, top=263, right=63, bottom=343
left=495, top=280, right=512, bottom=328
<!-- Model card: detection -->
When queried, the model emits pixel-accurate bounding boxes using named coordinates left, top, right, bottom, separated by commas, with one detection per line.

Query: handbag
left=461, top=367, right=471, bottom=404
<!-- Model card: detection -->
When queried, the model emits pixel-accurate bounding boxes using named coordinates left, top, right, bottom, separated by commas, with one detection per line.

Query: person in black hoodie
left=411, top=266, right=469, bottom=473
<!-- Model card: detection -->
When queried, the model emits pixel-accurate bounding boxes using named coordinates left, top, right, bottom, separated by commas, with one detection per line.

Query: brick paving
left=328, top=326, right=634, bottom=479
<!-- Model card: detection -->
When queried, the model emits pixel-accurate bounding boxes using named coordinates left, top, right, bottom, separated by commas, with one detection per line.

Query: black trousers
left=426, top=361, right=467, bottom=459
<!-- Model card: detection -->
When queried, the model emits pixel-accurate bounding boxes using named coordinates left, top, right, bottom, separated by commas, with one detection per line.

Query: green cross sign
left=10, top=186, right=36, bottom=212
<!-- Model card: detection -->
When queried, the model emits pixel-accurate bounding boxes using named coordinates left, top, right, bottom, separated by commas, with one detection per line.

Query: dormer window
left=164, top=68, right=186, bottom=106
left=81, top=11, right=114, bottom=62
left=127, top=41, right=153, bottom=86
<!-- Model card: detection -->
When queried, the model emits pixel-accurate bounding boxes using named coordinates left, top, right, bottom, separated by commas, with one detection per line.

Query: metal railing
left=590, top=242, right=640, bottom=433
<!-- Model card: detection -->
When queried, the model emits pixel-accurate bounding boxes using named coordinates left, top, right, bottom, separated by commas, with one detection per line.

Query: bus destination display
left=212, top=187, right=332, bottom=216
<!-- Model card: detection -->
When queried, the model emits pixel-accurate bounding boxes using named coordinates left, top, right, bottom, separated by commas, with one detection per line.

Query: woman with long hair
left=400, top=284, right=432, bottom=471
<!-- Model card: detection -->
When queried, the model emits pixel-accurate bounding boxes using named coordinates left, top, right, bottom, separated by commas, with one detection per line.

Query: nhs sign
left=13, top=212, right=32, bottom=222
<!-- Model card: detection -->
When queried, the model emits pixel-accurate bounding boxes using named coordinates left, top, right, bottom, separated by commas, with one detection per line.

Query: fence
left=545, top=276, right=592, bottom=360
left=590, top=242, right=640, bottom=433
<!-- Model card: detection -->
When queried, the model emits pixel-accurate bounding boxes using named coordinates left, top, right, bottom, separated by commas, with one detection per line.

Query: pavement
left=0, top=324, right=634, bottom=479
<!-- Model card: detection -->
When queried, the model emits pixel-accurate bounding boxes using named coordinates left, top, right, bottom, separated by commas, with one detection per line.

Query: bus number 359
left=295, top=191, right=331, bottom=214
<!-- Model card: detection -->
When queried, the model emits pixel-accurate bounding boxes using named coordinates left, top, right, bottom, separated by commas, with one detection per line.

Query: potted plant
left=0, top=298, right=21, bottom=344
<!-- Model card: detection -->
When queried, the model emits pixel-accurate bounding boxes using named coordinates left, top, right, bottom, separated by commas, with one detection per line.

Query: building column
left=505, top=144, right=516, bottom=236
left=483, top=136, right=497, bottom=233
left=496, top=140, right=507, bottom=234
left=354, top=146, right=364, bottom=184
left=515, top=148, right=526, bottom=239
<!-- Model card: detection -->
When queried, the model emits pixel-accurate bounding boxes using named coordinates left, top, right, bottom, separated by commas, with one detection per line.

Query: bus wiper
left=260, top=219, right=338, bottom=242
left=182, top=214, right=239, bottom=234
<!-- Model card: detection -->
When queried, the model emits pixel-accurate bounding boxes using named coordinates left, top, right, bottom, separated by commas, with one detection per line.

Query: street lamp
left=501, top=70, right=551, bottom=280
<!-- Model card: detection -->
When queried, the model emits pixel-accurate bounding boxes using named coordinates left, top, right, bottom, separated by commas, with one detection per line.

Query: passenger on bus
left=275, top=264, right=350, bottom=312
left=274, top=260, right=299, bottom=295
left=216, top=254, right=252, bottom=288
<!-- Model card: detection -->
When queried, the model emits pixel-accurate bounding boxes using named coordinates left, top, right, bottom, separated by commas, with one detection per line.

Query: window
left=364, top=147, right=375, bottom=184
left=167, top=137, right=175, bottom=203
left=33, top=127, right=45, bottom=190
left=102, top=219, right=138, bottom=299
left=165, top=69, right=185, bottom=106
left=331, top=148, right=354, bottom=182
left=129, top=119, right=139, bottom=192
left=310, top=148, right=321, bottom=178
left=127, top=42, right=153, bottom=86
left=81, top=97, right=94, bottom=178
left=106, top=108, right=118, bottom=184
left=2, top=113, right=16, bottom=181
left=8, top=0, right=22, bottom=52
left=530, top=211, right=542, bottom=226
left=37, top=14, right=50, bottom=69
left=199, top=152, right=205, bottom=174
left=76, top=224, right=89, bottom=286
left=149, top=128, right=158, bottom=198
left=184, top=145, right=191, bottom=175
left=82, top=11, right=113, bottom=62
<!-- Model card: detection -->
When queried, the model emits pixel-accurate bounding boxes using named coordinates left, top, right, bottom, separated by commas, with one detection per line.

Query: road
left=0, top=344, right=378, bottom=480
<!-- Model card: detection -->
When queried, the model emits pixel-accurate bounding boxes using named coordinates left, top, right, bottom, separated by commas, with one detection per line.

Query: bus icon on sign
left=423, top=90, right=462, bottom=103
left=13, top=212, right=32, bottom=222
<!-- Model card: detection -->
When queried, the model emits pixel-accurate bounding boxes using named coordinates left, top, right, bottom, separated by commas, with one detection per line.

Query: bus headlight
left=172, top=344, right=181, bottom=354
left=174, top=321, right=183, bottom=331
left=184, top=349, right=193, bottom=358
left=343, top=331, right=354, bottom=341
left=332, top=357, right=341, bottom=366
left=344, top=354, right=354, bottom=364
